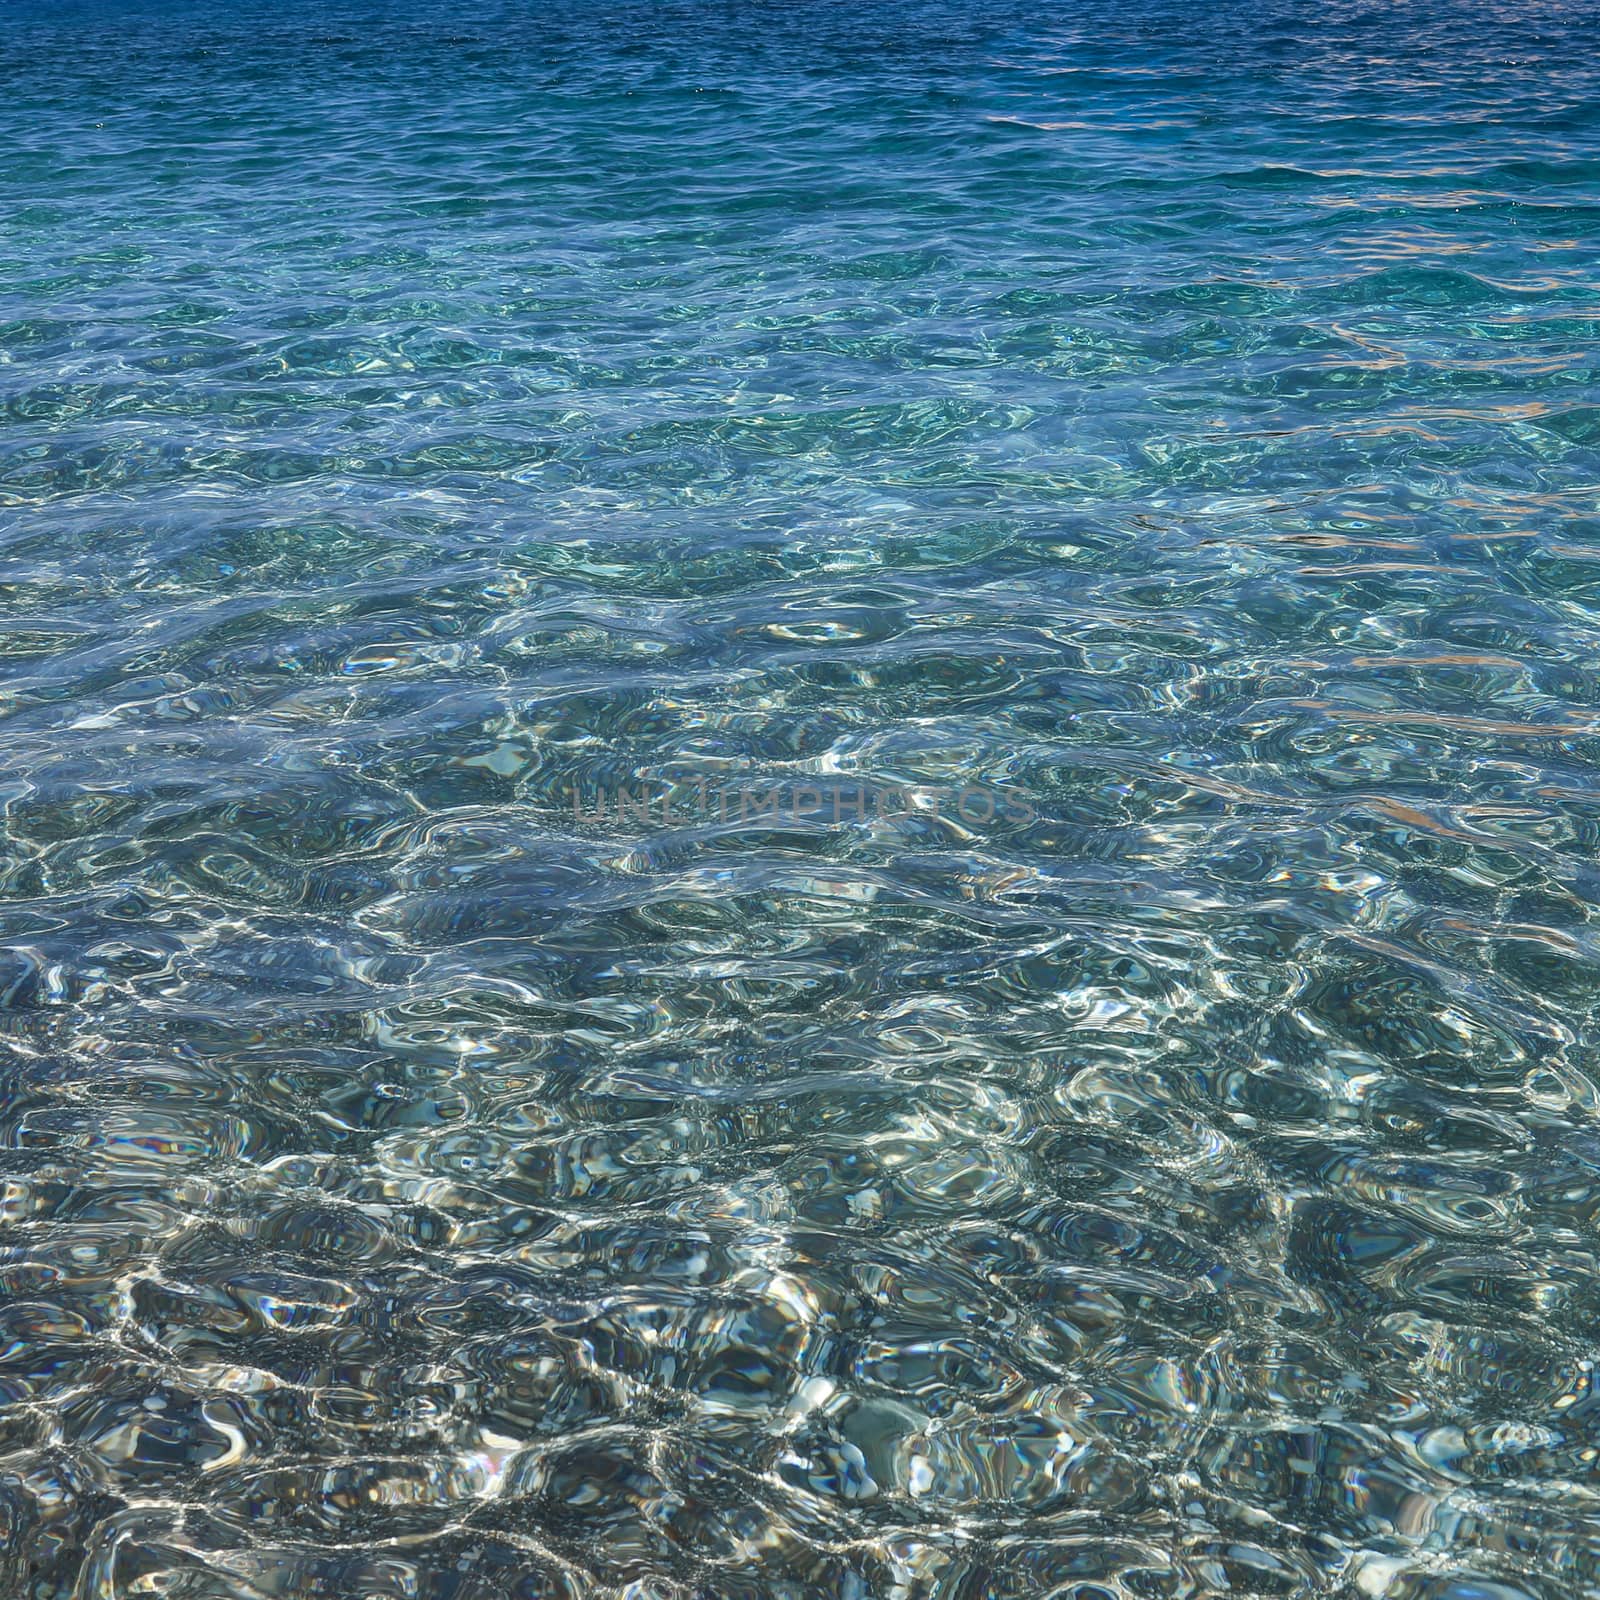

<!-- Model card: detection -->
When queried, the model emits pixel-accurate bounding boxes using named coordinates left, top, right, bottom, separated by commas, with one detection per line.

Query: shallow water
left=3, top=1, right=1600, bottom=1595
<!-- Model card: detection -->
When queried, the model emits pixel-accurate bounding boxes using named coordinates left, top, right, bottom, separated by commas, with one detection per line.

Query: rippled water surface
left=4, top=1, right=1600, bottom=1594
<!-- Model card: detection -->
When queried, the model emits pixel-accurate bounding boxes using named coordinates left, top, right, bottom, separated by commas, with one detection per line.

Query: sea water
left=3, top=1, right=1600, bottom=1595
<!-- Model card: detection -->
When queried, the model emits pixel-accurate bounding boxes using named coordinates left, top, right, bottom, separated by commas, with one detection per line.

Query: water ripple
left=2, top=0, right=1600, bottom=1596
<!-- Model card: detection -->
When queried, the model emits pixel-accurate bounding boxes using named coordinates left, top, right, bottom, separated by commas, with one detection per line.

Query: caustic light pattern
left=2, top=1, right=1600, bottom=1596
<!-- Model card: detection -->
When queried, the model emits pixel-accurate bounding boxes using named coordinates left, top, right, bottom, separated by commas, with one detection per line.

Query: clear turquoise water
left=4, top=2, right=1600, bottom=1595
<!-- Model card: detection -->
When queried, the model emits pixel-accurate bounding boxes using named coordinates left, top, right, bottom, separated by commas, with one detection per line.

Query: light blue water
left=3, top=2, right=1600, bottom=1595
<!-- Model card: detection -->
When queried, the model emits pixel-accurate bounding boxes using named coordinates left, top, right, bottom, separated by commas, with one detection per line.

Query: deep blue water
left=3, top=1, right=1600, bottom=1596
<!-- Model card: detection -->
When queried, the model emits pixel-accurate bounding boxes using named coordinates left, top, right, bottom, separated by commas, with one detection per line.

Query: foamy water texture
left=3, top=1, right=1600, bottom=1595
